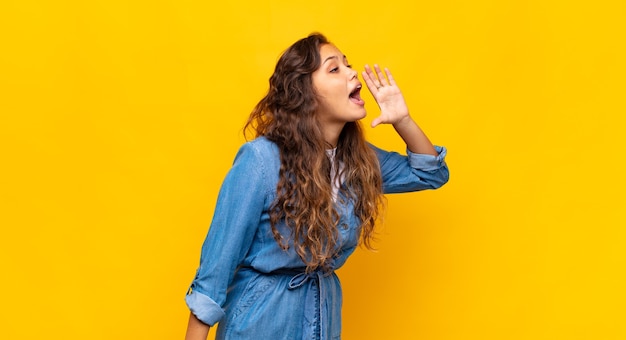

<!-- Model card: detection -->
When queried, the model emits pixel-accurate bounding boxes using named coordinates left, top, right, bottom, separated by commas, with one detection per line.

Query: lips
left=349, top=84, right=365, bottom=106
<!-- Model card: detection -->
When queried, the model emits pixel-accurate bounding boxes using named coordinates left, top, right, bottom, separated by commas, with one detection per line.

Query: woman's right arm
left=184, top=141, right=270, bottom=338
left=185, top=312, right=210, bottom=340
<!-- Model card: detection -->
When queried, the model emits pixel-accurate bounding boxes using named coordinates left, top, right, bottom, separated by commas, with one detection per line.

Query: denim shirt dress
left=186, top=136, right=449, bottom=340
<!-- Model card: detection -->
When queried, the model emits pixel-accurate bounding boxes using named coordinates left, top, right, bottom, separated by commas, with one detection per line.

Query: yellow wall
left=1, top=0, right=625, bottom=339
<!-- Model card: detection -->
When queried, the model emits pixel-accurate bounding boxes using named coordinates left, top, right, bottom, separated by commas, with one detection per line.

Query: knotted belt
left=273, top=269, right=331, bottom=340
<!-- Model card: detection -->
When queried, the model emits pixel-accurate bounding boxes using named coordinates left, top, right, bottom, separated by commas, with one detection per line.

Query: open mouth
left=349, top=85, right=365, bottom=106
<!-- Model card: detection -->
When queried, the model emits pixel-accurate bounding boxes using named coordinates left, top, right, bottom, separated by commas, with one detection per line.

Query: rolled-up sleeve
left=185, top=142, right=269, bottom=326
left=407, top=146, right=447, bottom=172
left=185, top=288, right=225, bottom=326
left=370, top=144, right=450, bottom=194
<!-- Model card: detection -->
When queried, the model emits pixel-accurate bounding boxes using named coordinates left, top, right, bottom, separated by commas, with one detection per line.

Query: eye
left=330, top=67, right=339, bottom=73
left=346, top=64, right=352, bottom=69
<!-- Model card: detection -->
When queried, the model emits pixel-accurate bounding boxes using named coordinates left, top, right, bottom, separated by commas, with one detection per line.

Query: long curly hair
left=245, top=33, right=384, bottom=273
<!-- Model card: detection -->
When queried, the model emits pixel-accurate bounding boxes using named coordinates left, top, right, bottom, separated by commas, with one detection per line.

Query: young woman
left=184, top=33, right=449, bottom=340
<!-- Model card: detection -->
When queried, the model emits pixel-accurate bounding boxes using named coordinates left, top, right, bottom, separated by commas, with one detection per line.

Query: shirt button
left=341, top=223, right=349, bottom=230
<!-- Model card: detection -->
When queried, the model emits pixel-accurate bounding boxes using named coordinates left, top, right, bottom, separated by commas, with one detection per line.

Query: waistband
left=240, top=266, right=336, bottom=340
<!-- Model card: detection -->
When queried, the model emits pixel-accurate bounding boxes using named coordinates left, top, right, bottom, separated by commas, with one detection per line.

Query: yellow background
left=1, top=0, right=625, bottom=339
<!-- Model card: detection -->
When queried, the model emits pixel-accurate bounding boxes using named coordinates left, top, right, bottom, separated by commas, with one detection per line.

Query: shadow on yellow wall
left=1, top=0, right=625, bottom=339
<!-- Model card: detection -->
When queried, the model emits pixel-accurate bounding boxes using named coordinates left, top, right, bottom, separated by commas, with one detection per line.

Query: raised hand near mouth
left=362, top=64, right=411, bottom=128
left=362, top=64, right=437, bottom=156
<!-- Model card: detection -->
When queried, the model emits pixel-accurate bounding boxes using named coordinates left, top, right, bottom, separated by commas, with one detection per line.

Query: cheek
left=315, top=95, right=332, bottom=113
left=319, top=88, right=343, bottom=106
left=314, top=87, right=333, bottom=107
left=313, top=78, right=345, bottom=111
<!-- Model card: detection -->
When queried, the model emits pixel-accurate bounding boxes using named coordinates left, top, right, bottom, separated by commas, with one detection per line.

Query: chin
left=354, top=109, right=367, bottom=120
left=348, top=116, right=366, bottom=123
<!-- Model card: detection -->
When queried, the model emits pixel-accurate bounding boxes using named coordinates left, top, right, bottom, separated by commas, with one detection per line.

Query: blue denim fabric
left=186, top=137, right=449, bottom=340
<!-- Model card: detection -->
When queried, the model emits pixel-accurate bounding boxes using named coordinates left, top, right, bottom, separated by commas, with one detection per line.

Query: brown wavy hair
left=245, top=33, right=384, bottom=273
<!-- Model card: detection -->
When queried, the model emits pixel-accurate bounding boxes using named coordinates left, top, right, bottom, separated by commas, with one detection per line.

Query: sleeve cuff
left=185, top=288, right=226, bottom=326
left=406, top=145, right=447, bottom=171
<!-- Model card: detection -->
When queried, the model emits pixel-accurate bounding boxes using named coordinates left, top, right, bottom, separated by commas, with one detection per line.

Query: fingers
left=363, top=64, right=394, bottom=90
left=385, top=68, right=396, bottom=86
left=361, top=65, right=379, bottom=94
left=367, top=64, right=386, bottom=87
left=374, top=64, right=388, bottom=86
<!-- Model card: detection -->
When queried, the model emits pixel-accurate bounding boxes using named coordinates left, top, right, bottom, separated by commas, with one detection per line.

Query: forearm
left=185, top=312, right=210, bottom=340
left=392, top=116, right=438, bottom=156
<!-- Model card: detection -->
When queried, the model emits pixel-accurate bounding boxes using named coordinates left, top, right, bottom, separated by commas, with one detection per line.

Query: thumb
left=371, top=116, right=383, bottom=128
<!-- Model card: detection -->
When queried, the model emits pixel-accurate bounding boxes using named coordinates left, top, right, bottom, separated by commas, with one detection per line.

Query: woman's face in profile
left=312, top=43, right=367, bottom=128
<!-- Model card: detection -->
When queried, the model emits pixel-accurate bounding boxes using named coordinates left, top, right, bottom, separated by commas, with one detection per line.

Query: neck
left=321, top=122, right=345, bottom=149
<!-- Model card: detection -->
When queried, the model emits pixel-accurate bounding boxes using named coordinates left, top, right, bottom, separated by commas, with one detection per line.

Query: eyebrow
left=322, top=55, right=348, bottom=65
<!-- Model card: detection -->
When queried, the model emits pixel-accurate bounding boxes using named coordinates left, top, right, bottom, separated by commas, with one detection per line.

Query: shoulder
left=245, top=136, right=279, bottom=154
left=233, top=137, right=280, bottom=177
left=237, top=136, right=279, bottom=161
left=366, top=142, right=393, bottom=163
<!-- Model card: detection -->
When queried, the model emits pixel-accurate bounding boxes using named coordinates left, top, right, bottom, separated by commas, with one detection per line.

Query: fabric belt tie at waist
left=238, top=267, right=337, bottom=339
left=287, top=271, right=321, bottom=289
left=281, top=270, right=329, bottom=340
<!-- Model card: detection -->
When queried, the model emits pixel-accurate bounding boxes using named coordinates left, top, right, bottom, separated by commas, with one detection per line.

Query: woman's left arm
left=361, top=64, right=437, bottom=155
left=363, top=64, right=449, bottom=193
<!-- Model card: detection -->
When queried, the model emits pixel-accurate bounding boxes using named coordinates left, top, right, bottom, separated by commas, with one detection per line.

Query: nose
left=348, top=67, right=357, bottom=79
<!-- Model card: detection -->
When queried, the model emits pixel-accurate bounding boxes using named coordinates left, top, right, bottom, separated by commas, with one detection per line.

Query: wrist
left=392, top=115, right=414, bottom=130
